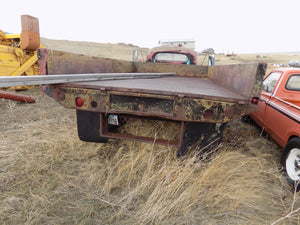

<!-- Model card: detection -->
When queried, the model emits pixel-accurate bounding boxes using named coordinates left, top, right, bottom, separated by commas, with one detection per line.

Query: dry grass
left=41, top=38, right=149, bottom=62
left=1, top=88, right=300, bottom=224
left=41, top=38, right=300, bottom=69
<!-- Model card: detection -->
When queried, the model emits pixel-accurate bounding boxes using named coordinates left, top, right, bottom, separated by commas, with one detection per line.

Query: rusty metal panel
left=109, top=94, right=174, bottom=117
left=44, top=86, right=254, bottom=123
left=44, top=50, right=135, bottom=75
left=173, top=97, right=253, bottom=122
left=40, top=49, right=208, bottom=77
left=208, top=63, right=265, bottom=98
left=39, top=49, right=48, bottom=75
left=134, top=61, right=208, bottom=78
left=42, top=85, right=109, bottom=111
left=20, top=15, right=40, bottom=50
left=64, top=77, right=246, bottom=102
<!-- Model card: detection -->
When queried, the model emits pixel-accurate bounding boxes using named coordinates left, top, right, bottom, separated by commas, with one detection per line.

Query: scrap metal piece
left=0, top=73, right=175, bottom=88
left=0, top=90, right=36, bottom=103
left=20, top=15, right=40, bottom=50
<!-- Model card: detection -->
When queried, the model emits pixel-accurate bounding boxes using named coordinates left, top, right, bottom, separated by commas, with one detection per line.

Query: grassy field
left=41, top=38, right=300, bottom=68
left=1, top=40, right=300, bottom=224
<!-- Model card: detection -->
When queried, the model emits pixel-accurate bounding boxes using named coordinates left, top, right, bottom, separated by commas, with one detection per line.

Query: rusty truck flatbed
left=40, top=49, right=265, bottom=124
left=62, top=76, right=247, bottom=103
left=39, top=49, right=265, bottom=152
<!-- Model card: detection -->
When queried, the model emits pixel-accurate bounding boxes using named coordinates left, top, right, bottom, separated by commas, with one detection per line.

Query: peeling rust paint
left=109, top=94, right=174, bottom=117
left=44, top=86, right=251, bottom=123
left=173, top=98, right=245, bottom=122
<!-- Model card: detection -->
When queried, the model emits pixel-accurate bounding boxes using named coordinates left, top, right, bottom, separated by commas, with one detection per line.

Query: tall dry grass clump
left=91, top=119, right=298, bottom=224
left=1, top=88, right=300, bottom=224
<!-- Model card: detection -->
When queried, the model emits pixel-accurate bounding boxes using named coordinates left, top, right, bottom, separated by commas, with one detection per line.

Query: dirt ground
left=1, top=39, right=300, bottom=224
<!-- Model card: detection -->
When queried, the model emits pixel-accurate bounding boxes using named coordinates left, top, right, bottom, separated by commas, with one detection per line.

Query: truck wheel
left=281, top=137, right=300, bottom=190
left=76, top=110, right=108, bottom=143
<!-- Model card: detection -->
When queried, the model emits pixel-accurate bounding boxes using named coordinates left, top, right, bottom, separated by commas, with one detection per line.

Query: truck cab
left=250, top=68, right=300, bottom=189
left=146, top=46, right=197, bottom=65
left=250, top=68, right=300, bottom=147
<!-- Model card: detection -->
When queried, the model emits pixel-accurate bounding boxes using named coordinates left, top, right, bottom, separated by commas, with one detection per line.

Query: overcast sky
left=1, top=0, right=300, bottom=54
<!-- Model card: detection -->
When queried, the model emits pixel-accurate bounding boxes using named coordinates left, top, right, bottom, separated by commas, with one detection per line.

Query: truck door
left=251, top=71, right=282, bottom=128
left=264, top=73, right=300, bottom=147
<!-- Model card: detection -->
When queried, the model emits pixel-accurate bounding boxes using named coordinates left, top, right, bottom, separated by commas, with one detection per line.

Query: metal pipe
left=0, top=73, right=175, bottom=88
left=0, top=90, right=36, bottom=103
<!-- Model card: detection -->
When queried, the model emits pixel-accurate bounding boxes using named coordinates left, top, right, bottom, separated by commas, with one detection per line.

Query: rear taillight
left=251, top=97, right=259, bottom=104
left=75, top=97, right=84, bottom=107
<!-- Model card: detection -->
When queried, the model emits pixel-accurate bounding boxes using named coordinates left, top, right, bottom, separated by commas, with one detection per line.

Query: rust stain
left=43, top=87, right=251, bottom=123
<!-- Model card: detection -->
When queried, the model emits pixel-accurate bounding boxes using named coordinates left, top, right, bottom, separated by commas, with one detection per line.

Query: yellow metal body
left=0, top=15, right=41, bottom=90
left=0, top=31, right=39, bottom=76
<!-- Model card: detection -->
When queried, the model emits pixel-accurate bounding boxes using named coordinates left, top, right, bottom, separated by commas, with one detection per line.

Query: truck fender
left=76, top=110, right=108, bottom=143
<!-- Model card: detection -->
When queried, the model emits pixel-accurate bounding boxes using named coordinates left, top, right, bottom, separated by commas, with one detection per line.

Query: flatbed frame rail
left=0, top=73, right=175, bottom=88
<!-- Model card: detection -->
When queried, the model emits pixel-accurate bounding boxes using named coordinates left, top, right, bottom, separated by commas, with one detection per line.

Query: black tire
left=281, top=137, right=300, bottom=191
left=76, top=110, right=108, bottom=143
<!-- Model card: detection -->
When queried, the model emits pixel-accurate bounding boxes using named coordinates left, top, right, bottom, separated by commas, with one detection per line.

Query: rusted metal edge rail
left=0, top=73, right=175, bottom=88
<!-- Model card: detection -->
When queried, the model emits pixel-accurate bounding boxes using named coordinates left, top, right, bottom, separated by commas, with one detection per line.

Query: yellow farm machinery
left=0, top=15, right=41, bottom=102
left=0, top=15, right=40, bottom=89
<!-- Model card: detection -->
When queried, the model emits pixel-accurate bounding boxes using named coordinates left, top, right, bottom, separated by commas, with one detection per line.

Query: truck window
left=262, top=72, right=282, bottom=92
left=286, top=75, right=300, bottom=91
left=154, top=52, right=189, bottom=63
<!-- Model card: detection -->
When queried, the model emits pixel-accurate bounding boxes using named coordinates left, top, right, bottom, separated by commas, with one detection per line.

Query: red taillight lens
left=75, top=97, right=84, bottom=107
left=251, top=97, right=259, bottom=104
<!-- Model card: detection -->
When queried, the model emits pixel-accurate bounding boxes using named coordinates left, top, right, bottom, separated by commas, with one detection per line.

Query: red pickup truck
left=250, top=68, right=300, bottom=188
left=146, top=46, right=198, bottom=65
left=145, top=45, right=215, bottom=66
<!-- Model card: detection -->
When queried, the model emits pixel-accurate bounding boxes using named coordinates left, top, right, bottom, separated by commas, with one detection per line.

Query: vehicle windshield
left=263, top=72, right=282, bottom=92
left=154, top=52, right=190, bottom=63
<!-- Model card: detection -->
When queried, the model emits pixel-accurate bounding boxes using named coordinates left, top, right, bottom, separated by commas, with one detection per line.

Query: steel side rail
left=0, top=73, right=175, bottom=88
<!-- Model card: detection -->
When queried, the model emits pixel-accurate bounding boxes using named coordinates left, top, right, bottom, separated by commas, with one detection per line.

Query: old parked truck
left=146, top=46, right=198, bottom=65
left=145, top=45, right=215, bottom=66
left=38, top=48, right=265, bottom=156
left=250, top=68, right=300, bottom=188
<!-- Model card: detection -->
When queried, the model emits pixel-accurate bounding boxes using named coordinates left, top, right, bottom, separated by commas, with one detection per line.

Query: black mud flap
left=177, top=122, right=227, bottom=157
left=76, top=110, right=108, bottom=143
